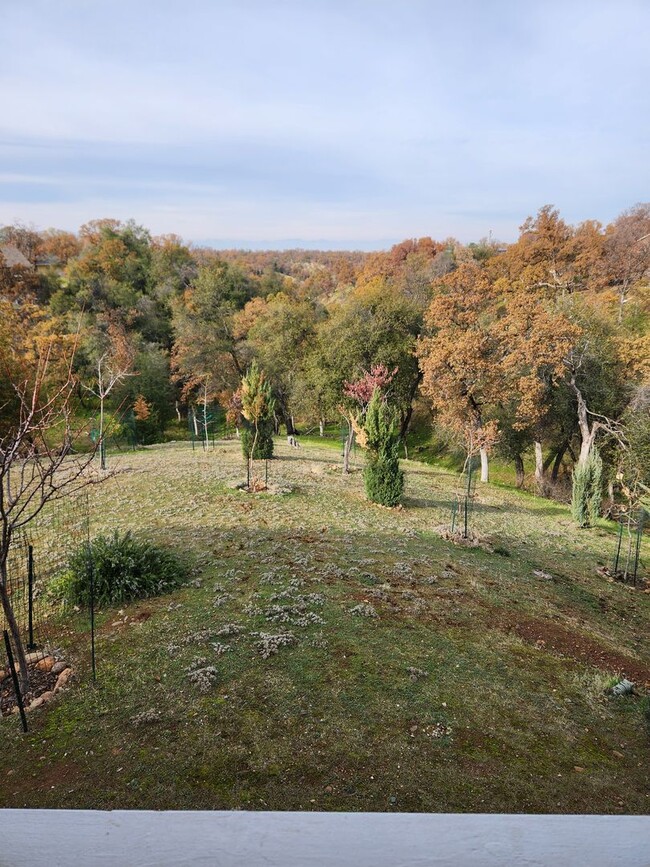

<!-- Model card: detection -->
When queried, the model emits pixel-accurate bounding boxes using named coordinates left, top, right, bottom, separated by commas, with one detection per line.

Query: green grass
left=1, top=439, right=648, bottom=813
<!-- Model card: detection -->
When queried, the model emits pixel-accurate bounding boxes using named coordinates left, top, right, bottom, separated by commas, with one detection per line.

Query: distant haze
left=1, top=0, right=649, bottom=249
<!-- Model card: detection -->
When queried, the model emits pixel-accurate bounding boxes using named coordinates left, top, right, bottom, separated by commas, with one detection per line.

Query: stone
left=51, top=661, right=69, bottom=676
left=39, top=691, right=54, bottom=704
left=28, top=696, right=45, bottom=711
left=54, top=668, right=73, bottom=692
left=35, top=656, right=55, bottom=673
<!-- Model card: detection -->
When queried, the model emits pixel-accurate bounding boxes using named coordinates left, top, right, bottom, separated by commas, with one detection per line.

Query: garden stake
left=4, top=630, right=27, bottom=733
left=89, top=542, right=96, bottom=682
left=632, top=509, right=645, bottom=586
left=613, top=519, right=623, bottom=576
left=27, top=544, right=36, bottom=650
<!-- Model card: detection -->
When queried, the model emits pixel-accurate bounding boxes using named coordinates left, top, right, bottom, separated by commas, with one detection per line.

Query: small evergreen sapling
left=362, top=388, right=404, bottom=507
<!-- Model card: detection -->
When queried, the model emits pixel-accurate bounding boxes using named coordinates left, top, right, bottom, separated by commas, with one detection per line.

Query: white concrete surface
left=0, top=810, right=649, bottom=866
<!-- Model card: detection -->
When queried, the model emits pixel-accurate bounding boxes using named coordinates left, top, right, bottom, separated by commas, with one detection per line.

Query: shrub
left=240, top=362, right=275, bottom=463
left=361, top=389, right=404, bottom=506
left=364, top=455, right=404, bottom=507
left=56, top=530, right=189, bottom=607
left=241, top=418, right=274, bottom=459
left=571, top=448, right=603, bottom=527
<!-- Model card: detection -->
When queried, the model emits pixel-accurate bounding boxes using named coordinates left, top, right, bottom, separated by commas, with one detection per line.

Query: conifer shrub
left=241, top=418, right=274, bottom=459
left=362, top=388, right=404, bottom=507
left=55, top=531, right=189, bottom=606
left=239, top=362, right=275, bottom=463
left=571, top=447, right=603, bottom=527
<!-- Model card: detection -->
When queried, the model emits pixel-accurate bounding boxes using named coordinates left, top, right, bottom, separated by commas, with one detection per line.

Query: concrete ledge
left=0, top=810, right=648, bottom=866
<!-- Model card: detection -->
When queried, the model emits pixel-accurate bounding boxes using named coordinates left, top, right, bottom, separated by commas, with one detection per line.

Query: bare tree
left=83, top=322, right=135, bottom=469
left=0, top=345, right=100, bottom=691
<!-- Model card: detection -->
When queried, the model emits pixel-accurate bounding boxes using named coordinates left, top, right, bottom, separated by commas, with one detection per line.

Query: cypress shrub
left=362, top=389, right=404, bottom=507
left=241, top=418, right=274, bottom=459
left=571, top=447, right=603, bottom=527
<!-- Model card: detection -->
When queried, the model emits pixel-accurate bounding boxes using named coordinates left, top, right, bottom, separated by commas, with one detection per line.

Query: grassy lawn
left=1, top=439, right=648, bottom=813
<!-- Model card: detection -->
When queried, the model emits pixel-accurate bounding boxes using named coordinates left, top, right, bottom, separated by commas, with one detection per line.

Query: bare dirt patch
left=500, top=613, right=650, bottom=684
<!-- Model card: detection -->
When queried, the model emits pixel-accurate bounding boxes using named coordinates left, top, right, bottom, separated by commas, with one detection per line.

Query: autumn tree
left=417, top=263, right=500, bottom=482
left=603, top=203, right=650, bottom=323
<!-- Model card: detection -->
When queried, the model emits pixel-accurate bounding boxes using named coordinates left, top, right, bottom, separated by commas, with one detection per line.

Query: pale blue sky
left=1, top=0, right=648, bottom=249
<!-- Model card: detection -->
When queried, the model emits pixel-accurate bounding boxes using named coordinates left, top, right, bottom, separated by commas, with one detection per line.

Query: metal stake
left=27, top=545, right=36, bottom=650
left=3, top=630, right=27, bottom=732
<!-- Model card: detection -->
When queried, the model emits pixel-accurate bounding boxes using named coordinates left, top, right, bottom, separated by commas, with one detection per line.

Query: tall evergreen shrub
left=571, top=447, right=603, bottom=527
left=362, top=388, right=404, bottom=507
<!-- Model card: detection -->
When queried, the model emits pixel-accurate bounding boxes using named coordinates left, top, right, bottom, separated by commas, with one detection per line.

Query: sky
left=1, top=0, right=649, bottom=250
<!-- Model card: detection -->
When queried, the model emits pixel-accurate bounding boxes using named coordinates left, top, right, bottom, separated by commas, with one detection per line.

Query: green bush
left=241, top=419, right=274, bottom=459
left=364, top=455, right=404, bottom=507
left=55, top=531, right=189, bottom=607
left=362, top=389, right=404, bottom=507
left=571, top=448, right=603, bottom=527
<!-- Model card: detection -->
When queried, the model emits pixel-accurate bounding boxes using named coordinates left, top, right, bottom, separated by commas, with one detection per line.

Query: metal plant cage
left=612, top=507, right=647, bottom=585
left=450, top=455, right=480, bottom=538
left=188, top=403, right=226, bottom=450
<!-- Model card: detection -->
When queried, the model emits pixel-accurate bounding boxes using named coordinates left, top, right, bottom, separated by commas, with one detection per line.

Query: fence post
left=613, top=519, right=623, bottom=576
left=3, top=630, right=28, bottom=733
left=632, top=508, right=646, bottom=586
left=89, top=544, right=96, bottom=682
left=27, top=544, right=36, bottom=650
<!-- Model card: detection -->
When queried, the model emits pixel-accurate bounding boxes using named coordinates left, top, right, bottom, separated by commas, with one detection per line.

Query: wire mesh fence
left=1, top=492, right=91, bottom=725
left=612, top=507, right=647, bottom=586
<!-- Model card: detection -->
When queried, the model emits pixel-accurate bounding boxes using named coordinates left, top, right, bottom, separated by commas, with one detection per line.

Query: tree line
left=1, top=205, right=649, bottom=516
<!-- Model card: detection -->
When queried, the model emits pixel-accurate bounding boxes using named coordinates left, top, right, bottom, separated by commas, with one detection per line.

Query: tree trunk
left=319, top=419, right=325, bottom=437
left=285, top=415, right=296, bottom=436
left=479, top=447, right=489, bottom=483
left=0, top=561, right=29, bottom=693
left=202, top=385, right=209, bottom=451
left=570, top=375, right=598, bottom=468
left=399, top=371, right=422, bottom=441
left=514, top=454, right=524, bottom=488
left=534, top=441, right=544, bottom=483
left=175, top=401, right=182, bottom=423
left=551, top=441, right=569, bottom=482
left=343, top=424, right=354, bottom=475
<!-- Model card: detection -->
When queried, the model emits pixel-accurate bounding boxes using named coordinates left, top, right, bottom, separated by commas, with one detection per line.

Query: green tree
left=361, top=388, right=404, bottom=507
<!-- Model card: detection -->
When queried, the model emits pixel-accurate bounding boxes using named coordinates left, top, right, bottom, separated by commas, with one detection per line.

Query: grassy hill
left=1, top=439, right=648, bottom=813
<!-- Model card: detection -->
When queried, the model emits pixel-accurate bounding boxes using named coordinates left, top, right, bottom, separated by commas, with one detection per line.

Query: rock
left=51, top=661, right=69, bottom=676
left=573, top=766, right=585, bottom=773
left=53, top=668, right=73, bottom=692
left=24, top=651, right=43, bottom=665
left=39, top=691, right=54, bottom=704
left=612, top=750, right=624, bottom=759
left=0, top=669, right=6, bottom=682
left=35, top=656, right=55, bottom=673
left=28, top=696, right=46, bottom=711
